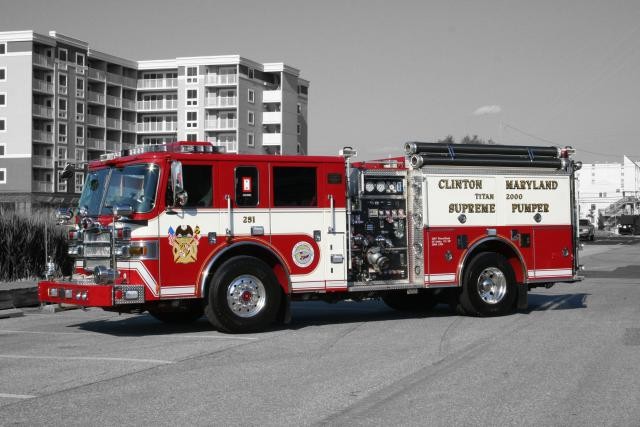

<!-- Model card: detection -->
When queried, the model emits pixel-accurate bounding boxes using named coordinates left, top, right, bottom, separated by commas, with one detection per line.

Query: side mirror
left=113, top=204, right=133, bottom=218
left=170, top=161, right=188, bottom=207
left=55, top=207, right=73, bottom=225
left=60, top=163, right=75, bottom=181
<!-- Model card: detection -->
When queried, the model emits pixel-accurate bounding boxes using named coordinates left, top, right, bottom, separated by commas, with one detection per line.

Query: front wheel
left=459, top=252, right=517, bottom=316
left=205, top=256, right=282, bottom=333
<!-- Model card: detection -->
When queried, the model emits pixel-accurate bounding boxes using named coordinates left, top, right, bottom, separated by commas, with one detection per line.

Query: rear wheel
left=382, top=290, right=438, bottom=312
left=459, top=252, right=517, bottom=316
left=205, top=256, right=282, bottom=333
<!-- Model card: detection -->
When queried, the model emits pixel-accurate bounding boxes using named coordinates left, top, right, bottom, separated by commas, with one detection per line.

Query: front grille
left=83, top=244, right=111, bottom=258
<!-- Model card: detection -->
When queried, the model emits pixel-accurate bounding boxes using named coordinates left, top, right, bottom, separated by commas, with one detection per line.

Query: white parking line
left=0, top=330, right=257, bottom=340
left=0, top=393, right=35, bottom=399
left=0, top=355, right=174, bottom=364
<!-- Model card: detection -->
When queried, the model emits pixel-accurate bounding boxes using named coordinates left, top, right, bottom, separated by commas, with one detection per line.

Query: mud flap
left=276, top=293, right=291, bottom=324
left=517, top=284, right=528, bottom=311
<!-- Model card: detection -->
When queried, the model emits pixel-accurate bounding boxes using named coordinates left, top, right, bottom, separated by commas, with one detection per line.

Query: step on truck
left=39, top=141, right=583, bottom=333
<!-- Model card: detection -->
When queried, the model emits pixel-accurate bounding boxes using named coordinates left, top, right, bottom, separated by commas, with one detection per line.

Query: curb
left=0, top=308, right=24, bottom=319
left=0, top=286, right=39, bottom=311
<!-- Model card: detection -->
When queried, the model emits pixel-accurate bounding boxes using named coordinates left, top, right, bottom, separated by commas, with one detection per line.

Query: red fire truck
left=39, top=141, right=583, bottom=333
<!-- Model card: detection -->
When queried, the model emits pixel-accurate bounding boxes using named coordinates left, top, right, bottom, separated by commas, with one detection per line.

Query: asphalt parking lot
left=1, top=237, right=639, bottom=426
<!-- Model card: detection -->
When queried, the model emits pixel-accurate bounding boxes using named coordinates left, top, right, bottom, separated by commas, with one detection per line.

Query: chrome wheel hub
left=226, top=275, right=266, bottom=318
left=476, top=267, right=507, bottom=304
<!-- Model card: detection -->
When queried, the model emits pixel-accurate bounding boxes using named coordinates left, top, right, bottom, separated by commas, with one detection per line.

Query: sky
left=1, top=0, right=640, bottom=163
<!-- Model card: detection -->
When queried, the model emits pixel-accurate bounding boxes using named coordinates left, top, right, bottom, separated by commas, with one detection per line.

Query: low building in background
left=0, top=30, right=309, bottom=211
left=575, top=155, right=640, bottom=230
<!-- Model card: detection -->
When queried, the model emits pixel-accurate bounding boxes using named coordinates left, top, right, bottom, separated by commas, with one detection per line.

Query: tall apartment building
left=575, top=155, right=640, bottom=225
left=0, top=30, right=309, bottom=210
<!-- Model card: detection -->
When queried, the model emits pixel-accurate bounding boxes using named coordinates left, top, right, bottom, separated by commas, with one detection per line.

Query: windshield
left=78, top=164, right=160, bottom=216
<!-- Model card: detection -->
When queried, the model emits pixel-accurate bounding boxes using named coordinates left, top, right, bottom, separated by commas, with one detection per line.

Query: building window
left=248, top=68, right=254, bottom=79
left=297, top=124, right=301, bottom=135
left=0, top=43, right=6, bottom=55
left=186, top=133, right=197, bottom=142
left=0, top=168, right=6, bottom=184
left=57, top=170, right=67, bottom=192
left=0, top=118, right=5, bottom=131
left=75, top=148, right=85, bottom=162
left=75, top=52, right=85, bottom=66
left=247, top=132, right=254, bottom=147
left=76, top=126, right=84, bottom=145
left=0, top=68, right=5, bottom=80
left=248, top=111, right=254, bottom=126
left=76, top=77, right=84, bottom=94
left=58, top=123, right=67, bottom=143
left=297, top=103, right=301, bottom=114
left=0, top=144, right=5, bottom=156
left=58, top=48, right=68, bottom=62
left=74, top=172, right=84, bottom=193
left=186, top=89, right=198, bottom=106
left=186, top=66, right=198, bottom=83
left=186, top=111, right=197, bottom=128
left=58, top=73, right=67, bottom=95
left=298, top=85, right=308, bottom=95
left=76, top=101, right=84, bottom=115
left=248, top=89, right=255, bottom=103
left=0, top=93, right=5, bottom=106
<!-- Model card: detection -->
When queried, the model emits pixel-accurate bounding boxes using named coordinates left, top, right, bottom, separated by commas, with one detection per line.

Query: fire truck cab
left=39, top=141, right=583, bottom=333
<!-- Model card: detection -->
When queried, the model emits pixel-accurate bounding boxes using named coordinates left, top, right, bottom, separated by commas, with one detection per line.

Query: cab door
left=216, top=162, right=270, bottom=246
left=158, top=162, right=220, bottom=298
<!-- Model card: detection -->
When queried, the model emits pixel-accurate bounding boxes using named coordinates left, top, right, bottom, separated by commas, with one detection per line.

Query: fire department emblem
left=168, top=225, right=201, bottom=264
left=292, top=241, right=314, bottom=268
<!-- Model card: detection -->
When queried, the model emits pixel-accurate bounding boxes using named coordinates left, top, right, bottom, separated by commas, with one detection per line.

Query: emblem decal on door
left=168, top=225, right=201, bottom=263
left=292, top=241, right=314, bottom=268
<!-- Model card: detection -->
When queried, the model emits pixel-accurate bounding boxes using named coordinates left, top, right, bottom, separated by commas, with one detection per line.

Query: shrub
left=0, top=211, right=73, bottom=281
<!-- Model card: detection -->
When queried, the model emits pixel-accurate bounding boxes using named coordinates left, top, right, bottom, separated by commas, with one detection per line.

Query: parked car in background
left=618, top=215, right=640, bottom=235
left=579, top=219, right=595, bottom=241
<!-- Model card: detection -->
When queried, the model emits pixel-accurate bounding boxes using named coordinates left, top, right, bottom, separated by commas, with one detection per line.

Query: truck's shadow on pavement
left=71, top=294, right=588, bottom=337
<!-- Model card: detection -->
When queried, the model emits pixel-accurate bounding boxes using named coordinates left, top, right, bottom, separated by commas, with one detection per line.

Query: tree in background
left=437, top=135, right=496, bottom=144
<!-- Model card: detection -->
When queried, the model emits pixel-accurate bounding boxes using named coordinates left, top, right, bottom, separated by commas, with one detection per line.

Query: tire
left=590, top=233, right=595, bottom=241
left=459, top=252, right=517, bottom=316
left=205, top=256, right=282, bottom=333
left=382, top=290, right=438, bottom=313
left=148, top=301, right=204, bottom=324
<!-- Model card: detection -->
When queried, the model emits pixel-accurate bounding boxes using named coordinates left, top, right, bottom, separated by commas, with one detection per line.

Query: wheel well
left=201, top=243, right=290, bottom=299
left=460, top=238, right=526, bottom=285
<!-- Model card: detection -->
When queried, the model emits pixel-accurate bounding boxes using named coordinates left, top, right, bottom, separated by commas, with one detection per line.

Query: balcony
left=86, top=138, right=106, bottom=150
left=86, top=114, right=105, bottom=127
left=205, top=74, right=238, bottom=86
left=205, top=97, right=237, bottom=108
left=263, top=133, right=282, bottom=146
left=106, top=95, right=122, bottom=108
left=122, top=76, right=137, bottom=88
left=33, top=105, right=54, bottom=119
left=88, top=68, right=106, bottom=81
left=106, top=72, right=123, bottom=85
left=122, top=120, right=136, bottom=132
left=263, top=90, right=282, bottom=103
left=137, top=78, right=178, bottom=90
left=87, top=91, right=105, bottom=104
left=33, top=53, right=54, bottom=69
left=32, top=79, right=54, bottom=94
left=136, top=121, right=178, bottom=133
left=106, top=118, right=121, bottom=129
left=32, top=180, right=54, bottom=193
left=33, top=130, right=55, bottom=144
left=122, top=98, right=136, bottom=111
left=205, top=119, right=237, bottom=130
left=209, top=139, right=238, bottom=153
left=136, top=99, right=178, bottom=111
left=262, top=111, right=282, bottom=124
left=106, top=140, right=120, bottom=152
left=32, top=156, right=53, bottom=169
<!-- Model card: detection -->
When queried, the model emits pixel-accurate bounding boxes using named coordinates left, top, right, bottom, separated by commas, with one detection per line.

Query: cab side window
left=273, top=167, right=317, bottom=206
left=235, top=166, right=259, bottom=207
left=167, top=165, right=212, bottom=208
